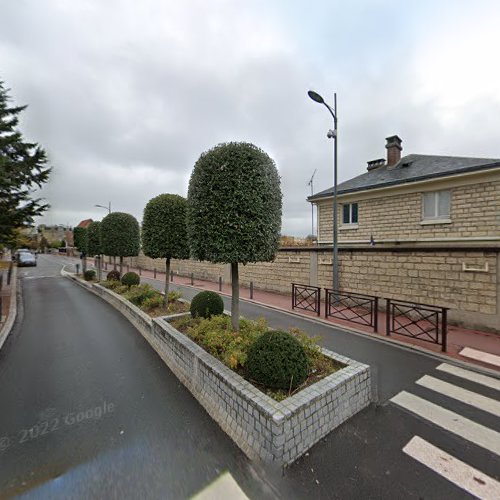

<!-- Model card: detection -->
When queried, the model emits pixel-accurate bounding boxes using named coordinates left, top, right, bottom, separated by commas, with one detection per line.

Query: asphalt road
left=0, top=255, right=498, bottom=499
left=0, top=256, right=282, bottom=498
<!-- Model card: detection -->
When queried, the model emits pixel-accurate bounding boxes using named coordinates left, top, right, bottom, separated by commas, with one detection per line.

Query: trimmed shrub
left=246, top=331, right=309, bottom=390
left=190, top=291, right=224, bottom=319
left=121, top=271, right=140, bottom=287
left=107, top=269, right=121, bottom=281
left=83, top=269, right=96, bottom=281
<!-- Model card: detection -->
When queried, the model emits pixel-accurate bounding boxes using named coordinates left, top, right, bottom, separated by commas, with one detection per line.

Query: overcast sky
left=2, top=0, right=500, bottom=236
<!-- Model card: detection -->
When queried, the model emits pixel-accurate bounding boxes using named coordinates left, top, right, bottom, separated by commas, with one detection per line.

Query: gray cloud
left=2, top=0, right=500, bottom=236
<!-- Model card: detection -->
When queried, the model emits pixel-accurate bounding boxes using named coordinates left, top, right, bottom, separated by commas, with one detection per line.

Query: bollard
left=250, top=281, right=254, bottom=300
left=170, top=270, right=174, bottom=282
left=219, top=276, right=222, bottom=291
left=76, top=263, right=80, bottom=275
left=190, top=273, right=194, bottom=286
left=154, top=268, right=157, bottom=279
left=7, top=262, right=12, bottom=285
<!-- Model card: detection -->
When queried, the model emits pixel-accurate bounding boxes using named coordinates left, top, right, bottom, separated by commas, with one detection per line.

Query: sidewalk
left=91, top=257, right=500, bottom=372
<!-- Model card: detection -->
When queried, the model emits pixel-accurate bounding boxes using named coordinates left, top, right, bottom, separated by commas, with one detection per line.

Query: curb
left=0, top=266, right=18, bottom=352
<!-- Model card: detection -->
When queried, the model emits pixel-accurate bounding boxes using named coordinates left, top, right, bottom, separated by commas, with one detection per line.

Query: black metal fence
left=325, top=289, right=378, bottom=332
left=386, top=298, right=448, bottom=351
left=292, top=283, right=321, bottom=316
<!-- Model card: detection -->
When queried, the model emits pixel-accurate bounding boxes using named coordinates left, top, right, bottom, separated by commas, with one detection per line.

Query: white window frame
left=341, top=202, right=359, bottom=228
left=421, top=190, right=451, bottom=224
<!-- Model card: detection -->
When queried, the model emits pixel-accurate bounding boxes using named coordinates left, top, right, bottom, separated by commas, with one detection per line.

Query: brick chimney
left=386, top=135, right=402, bottom=167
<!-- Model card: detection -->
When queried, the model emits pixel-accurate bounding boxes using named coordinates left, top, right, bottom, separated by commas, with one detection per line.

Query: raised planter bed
left=65, top=274, right=372, bottom=465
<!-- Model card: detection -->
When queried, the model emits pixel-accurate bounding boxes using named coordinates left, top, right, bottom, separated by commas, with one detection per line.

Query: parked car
left=13, top=249, right=31, bottom=262
left=17, top=252, right=37, bottom=267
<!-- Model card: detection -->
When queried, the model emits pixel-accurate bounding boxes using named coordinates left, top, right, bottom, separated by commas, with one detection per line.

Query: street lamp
left=308, top=90, right=338, bottom=291
left=95, top=202, right=111, bottom=214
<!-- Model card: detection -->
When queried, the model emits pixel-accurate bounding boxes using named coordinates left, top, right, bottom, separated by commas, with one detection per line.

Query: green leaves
left=73, top=226, right=88, bottom=253
left=187, top=142, right=282, bottom=264
left=87, top=221, right=101, bottom=256
left=142, top=193, right=189, bottom=260
left=0, top=80, right=51, bottom=245
left=100, top=212, right=140, bottom=257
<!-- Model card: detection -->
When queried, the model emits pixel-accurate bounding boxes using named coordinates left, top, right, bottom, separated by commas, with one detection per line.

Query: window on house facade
left=342, top=202, right=358, bottom=224
left=422, top=190, right=451, bottom=220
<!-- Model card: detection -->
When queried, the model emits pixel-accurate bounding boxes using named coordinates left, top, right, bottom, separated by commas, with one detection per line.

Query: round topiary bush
left=246, top=331, right=309, bottom=390
left=121, top=271, right=140, bottom=287
left=107, top=269, right=121, bottom=281
left=190, top=291, right=224, bottom=319
left=83, top=269, right=96, bottom=282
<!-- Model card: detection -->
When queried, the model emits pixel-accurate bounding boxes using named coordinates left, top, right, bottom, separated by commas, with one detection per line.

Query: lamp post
left=308, top=90, right=338, bottom=291
left=95, top=202, right=111, bottom=214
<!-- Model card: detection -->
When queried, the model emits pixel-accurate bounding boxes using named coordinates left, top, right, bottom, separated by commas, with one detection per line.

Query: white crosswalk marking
left=436, top=363, right=500, bottom=391
left=390, top=391, right=500, bottom=455
left=403, top=436, right=500, bottom=500
left=394, top=364, right=500, bottom=497
left=459, top=348, right=500, bottom=368
left=192, top=472, right=248, bottom=500
left=416, top=375, right=500, bottom=417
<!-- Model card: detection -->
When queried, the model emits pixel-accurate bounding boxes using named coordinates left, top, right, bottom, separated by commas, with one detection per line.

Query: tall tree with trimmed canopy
left=142, top=194, right=189, bottom=304
left=100, top=212, right=140, bottom=274
left=87, top=220, right=102, bottom=279
left=73, top=226, right=88, bottom=272
left=187, top=142, right=282, bottom=330
left=87, top=221, right=101, bottom=256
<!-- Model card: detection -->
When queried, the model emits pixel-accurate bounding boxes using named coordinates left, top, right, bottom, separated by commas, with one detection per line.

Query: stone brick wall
left=118, top=248, right=499, bottom=332
left=316, top=178, right=500, bottom=242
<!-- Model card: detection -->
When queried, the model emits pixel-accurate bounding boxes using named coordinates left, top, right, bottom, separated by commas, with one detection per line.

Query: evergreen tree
left=187, top=142, right=282, bottom=331
left=142, top=194, right=189, bottom=304
left=0, top=80, right=51, bottom=245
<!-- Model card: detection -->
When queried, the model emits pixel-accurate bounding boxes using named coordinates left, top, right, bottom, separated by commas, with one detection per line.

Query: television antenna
left=307, top=169, right=317, bottom=239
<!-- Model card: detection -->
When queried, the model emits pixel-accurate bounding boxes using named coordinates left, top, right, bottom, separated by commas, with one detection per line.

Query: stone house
left=307, top=136, right=500, bottom=331
left=309, top=135, right=499, bottom=249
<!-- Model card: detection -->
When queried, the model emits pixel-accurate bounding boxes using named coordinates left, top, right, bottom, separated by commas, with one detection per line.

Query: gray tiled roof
left=309, top=154, right=500, bottom=200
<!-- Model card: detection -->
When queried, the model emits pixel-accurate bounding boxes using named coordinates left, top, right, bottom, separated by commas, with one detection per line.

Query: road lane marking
left=436, top=364, right=500, bottom=391
left=459, top=348, right=500, bottom=368
left=416, top=375, right=500, bottom=417
left=390, top=391, right=500, bottom=456
left=192, top=471, right=248, bottom=500
left=403, top=436, right=500, bottom=500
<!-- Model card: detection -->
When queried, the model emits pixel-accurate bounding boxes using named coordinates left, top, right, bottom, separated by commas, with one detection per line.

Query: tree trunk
left=164, top=257, right=171, bottom=305
left=119, top=256, right=123, bottom=275
left=97, top=255, right=102, bottom=281
left=231, top=262, right=239, bottom=331
left=82, top=255, right=87, bottom=274
left=113, top=256, right=117, bottom=270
